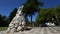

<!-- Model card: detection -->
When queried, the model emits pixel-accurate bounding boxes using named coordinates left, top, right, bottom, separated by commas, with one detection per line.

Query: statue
left=6, top=5, right=26, bottom=33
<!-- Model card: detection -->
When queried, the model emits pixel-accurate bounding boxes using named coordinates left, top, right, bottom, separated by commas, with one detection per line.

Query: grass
left=0, top=27, right=8, bottom=31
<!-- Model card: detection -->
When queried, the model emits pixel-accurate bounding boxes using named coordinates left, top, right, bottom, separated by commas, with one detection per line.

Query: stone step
left=0, top=27, right=60, bottom=34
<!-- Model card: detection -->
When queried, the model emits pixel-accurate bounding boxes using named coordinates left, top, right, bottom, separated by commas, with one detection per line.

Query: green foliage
left=56, top=5, right=60, bottom=25
left=36, top=7, right=60, bottom=26
left=36, top=9, right=48, bottom=26
left=23, top=0, right=42, bottom=16
left=0, top=14, right=9, bottom=27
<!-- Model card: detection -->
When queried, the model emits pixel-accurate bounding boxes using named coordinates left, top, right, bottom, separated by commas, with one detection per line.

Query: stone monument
left=6, top=5, right=26, bottom=33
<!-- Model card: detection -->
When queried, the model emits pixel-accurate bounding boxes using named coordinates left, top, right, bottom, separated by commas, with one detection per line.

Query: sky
left=0, top=0, right=60, bottom=21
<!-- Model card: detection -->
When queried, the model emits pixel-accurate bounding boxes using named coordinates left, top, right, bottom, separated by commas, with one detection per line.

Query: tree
left=0, top=14, right=8, bottom=27
left=22, top=0, right=43, bottom=26
left=36, top=9, right=48, bottom=26
left=36, top=8, right=58, bottom=26
left=55, top=5, right=60, bottom=25
left=9, top=8, right=17, bottom=21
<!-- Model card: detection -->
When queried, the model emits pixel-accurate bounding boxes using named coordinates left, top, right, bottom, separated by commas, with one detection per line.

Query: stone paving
left=0, top=27, right=60, bottom=34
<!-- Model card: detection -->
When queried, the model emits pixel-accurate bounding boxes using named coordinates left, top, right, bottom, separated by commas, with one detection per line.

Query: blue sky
left=0, top=0, right=60, bottom=21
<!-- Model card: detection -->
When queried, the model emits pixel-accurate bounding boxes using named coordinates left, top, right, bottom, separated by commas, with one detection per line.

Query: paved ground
left=0, top=27, right=60, bottom=34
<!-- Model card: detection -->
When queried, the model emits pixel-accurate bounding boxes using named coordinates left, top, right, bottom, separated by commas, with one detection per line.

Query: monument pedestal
left=6, top=5, right=26, bottom=33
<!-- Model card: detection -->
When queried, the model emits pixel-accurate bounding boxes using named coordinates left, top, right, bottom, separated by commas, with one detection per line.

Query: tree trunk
left=30, top=14, right=32, bottom=27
